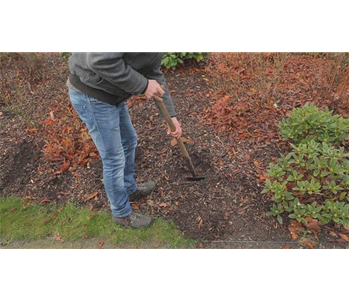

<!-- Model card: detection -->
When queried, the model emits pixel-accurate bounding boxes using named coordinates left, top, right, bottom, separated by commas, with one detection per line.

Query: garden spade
left=153, top=94, right=205, bottom=182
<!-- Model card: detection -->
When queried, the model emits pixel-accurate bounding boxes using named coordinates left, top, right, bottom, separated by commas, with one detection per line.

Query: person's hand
left=167, top=117, right=182, bottom=138
left=144, top=79, right=164, bottom=100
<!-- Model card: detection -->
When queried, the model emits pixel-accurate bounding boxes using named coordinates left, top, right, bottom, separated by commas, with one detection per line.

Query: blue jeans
left=68, top=88, right=137, bottom=217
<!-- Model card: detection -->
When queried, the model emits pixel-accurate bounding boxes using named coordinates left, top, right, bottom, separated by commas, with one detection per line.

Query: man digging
left=67, top=53, right=182, bottom=228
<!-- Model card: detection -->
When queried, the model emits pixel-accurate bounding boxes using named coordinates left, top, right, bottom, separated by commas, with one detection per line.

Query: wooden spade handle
left=153, top=95, right=191, bottom=161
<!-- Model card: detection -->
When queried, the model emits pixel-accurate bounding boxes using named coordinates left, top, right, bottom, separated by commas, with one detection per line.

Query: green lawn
left=0, top=197, right=196, bottom=248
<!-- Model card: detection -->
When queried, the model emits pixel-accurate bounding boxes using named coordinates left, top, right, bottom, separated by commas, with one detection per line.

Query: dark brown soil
left=1, top=53, right=348, bottom=248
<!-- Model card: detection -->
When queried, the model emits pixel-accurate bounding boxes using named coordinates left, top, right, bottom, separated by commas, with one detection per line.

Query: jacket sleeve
left=86, top=52, right=148, bottom=95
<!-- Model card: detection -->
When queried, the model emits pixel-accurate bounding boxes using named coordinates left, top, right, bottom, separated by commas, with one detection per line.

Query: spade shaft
left=153, top=95, right=202, bottom=180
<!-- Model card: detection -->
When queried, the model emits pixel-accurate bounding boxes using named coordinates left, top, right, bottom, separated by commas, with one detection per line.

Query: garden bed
left=1, top=53, right=348, bottom=248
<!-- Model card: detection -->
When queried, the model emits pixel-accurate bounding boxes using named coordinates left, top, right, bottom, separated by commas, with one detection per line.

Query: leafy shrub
left=161, top=52, right=207, bottom=70
left=263, top=140, right=349, bottom=227
left=279, top=103, right=349, bottom=145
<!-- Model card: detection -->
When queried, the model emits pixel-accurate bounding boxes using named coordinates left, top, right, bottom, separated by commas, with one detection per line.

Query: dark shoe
left=129, top=181, right=156, bottom=202
left=112, top=212, right=153, bottom=228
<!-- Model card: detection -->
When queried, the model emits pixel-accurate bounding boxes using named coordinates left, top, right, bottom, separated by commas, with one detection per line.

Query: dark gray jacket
left=68, top=52, right=176, bottom=116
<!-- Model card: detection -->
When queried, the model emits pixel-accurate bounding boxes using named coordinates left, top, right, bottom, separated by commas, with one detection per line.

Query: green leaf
left=261, top=188, right=269, bottom=194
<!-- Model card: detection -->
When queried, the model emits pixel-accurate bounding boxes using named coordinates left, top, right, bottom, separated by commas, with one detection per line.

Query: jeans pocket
left=68, top=89, right=90, bottom=122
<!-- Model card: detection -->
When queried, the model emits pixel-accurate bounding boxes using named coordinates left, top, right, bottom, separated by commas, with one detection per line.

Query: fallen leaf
left=197, top=216, right=203, bottom=229
left=131, top=203, right=140, bottom=210
left=66, top=126, right=74, bottom=133
left=61, top=217, right=72, bottom=225
left=237, top=133, right=251, bottom=140
left=155, top=242, right=164, bottom=248
left=146, top=199, right=154, bottom=206
left=253, top=160, right=260, bottom=166
left=238, top=205, right=251, bottom=215
left=305, top=218, right=321, bottom=238
left=40, top=118, right=53, bottom=126
left=282, top=245, right=290, bottom=249
left=288, top=220, right=304, bottom=240
left=291, top=231, right=298, bottom=239
left=25, top=126, right=37, bottom=134
left=10, top=207, right=17, bottom=213
left=329, top=231, right=338, bottom=237
left=338, top=233, right=349, bottom=242
left=42, top=217, right=52, bottom=224
left=41, top=198, right=51, bottom=204
left=84, top=191, right=98, bottom=201
left=259, top=174, right=267, bottom=180
left=55, top=160, right=71, bottom=174
left=301, top=238, right=315, bottom=249
left=22, top=201, right=30, bottom=209
left=54, top=233, right=64, bottom=243
left=197, top=242, right=203, bottom=248
left=305, top=216, right=312, bottom=222
left=98, top=241, right=105, bottom=249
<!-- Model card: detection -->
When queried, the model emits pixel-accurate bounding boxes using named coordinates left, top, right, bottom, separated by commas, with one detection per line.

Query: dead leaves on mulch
left=288, top=218, right=349, bottom=248
left=203, top=53, right=349, bottom=146
left=304, top=218, right=321, bottom=238
left=288, top=220, right=304, bottom=240
left=39, top=105, right=99, bottom=175
left=300, top=237, right=317, bottom=249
